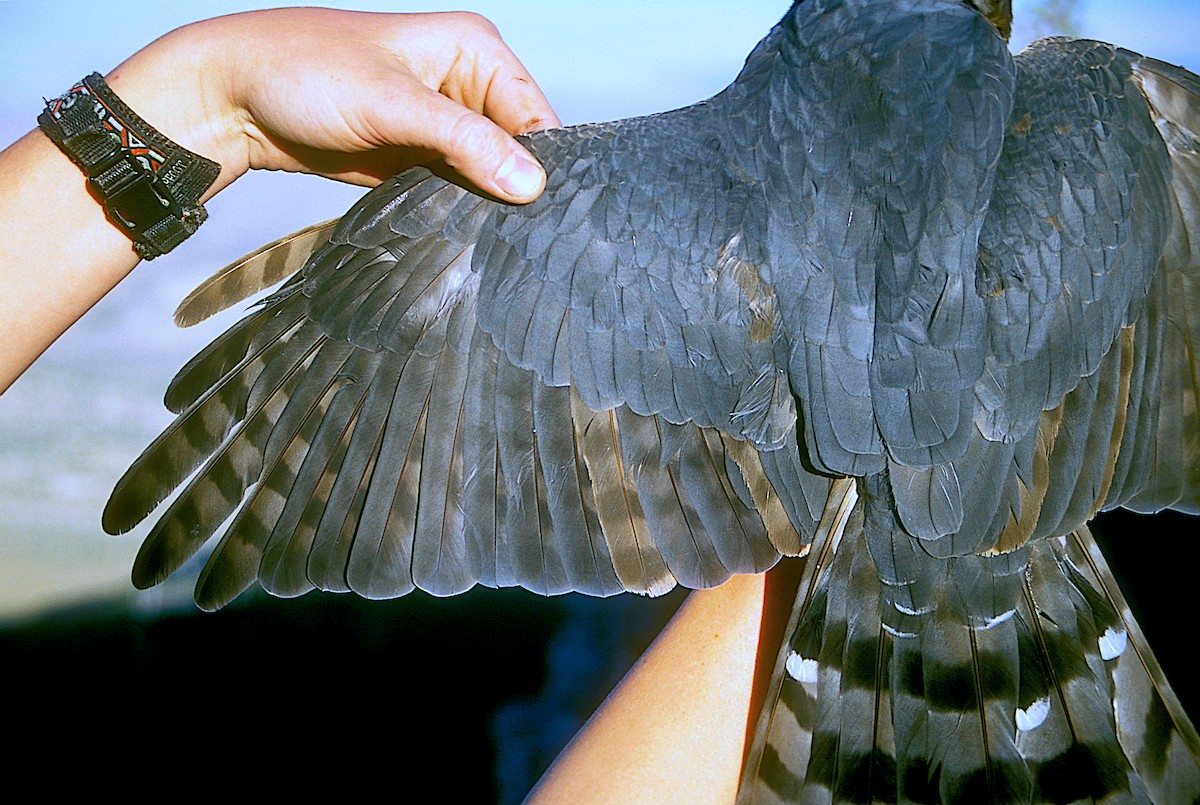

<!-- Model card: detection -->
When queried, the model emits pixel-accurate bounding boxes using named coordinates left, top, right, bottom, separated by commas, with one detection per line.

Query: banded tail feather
left=740, top=515, right=1200, bottom=804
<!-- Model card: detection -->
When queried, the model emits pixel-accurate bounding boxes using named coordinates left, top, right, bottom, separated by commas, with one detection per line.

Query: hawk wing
left=101, top=40, right=839, bottom=610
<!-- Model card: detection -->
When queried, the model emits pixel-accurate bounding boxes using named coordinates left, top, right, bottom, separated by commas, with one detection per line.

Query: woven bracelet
left=38, top=72, right=221, bottom=260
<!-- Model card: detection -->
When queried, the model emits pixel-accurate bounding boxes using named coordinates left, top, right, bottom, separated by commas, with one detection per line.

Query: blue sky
left=1, top=2, right=1197, bottom=187
left=2, top=2, right=1198, bottom=143
left=0, top=1, right=1197, bottom=620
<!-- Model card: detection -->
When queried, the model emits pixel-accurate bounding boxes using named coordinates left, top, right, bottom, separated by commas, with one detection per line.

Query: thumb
left=421, top=92, right=549, bottom=204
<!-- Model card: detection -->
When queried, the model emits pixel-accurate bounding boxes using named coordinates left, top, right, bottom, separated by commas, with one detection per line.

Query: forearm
left=525, top=559, right=805, bottom=804
left=0, top=22, right=243, bottom=393
left=0, top=131, right=135, bottom=390
left=526, top=574, right=767, bottom=804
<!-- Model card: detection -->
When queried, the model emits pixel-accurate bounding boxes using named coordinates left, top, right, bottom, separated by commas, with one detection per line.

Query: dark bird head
left=965, top=0, right=1012, bottom=40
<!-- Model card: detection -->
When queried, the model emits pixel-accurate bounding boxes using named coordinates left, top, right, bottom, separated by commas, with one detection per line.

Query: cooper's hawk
left=102, top=0, right=1200, bottom=800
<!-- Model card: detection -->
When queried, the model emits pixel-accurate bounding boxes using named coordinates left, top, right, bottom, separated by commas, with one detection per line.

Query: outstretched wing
left=102, top=4, right=880, bottom=610
left=103, top=154, right=822, bottom=610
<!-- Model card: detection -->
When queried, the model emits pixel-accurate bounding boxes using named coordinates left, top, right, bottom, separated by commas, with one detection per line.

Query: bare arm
left=527, top=561, right=804, bottom=804
left=0, top=8, right=559, bottom=392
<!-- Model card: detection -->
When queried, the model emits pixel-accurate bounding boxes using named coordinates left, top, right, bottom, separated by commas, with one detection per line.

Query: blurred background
left=2, top=1, right=1197, bottom=799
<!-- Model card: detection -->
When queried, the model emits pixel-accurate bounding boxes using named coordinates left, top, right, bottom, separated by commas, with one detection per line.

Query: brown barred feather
left=173, top=220, right=337, bottom=327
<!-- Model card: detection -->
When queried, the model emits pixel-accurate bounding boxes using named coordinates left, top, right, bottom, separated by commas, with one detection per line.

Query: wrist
left=37, top=16, right=256, bottom=260
left=103, top=17, right=252, bottom=199
left=39, top=73, right=222, bottom=259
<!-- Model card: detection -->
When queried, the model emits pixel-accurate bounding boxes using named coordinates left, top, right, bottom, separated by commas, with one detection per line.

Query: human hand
left=107, top=8, right=562, bottom=203
left=0, top=7, right=561, bottom=392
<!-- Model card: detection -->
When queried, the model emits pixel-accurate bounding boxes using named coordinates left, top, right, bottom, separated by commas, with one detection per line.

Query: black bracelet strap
left=38, top=73, right=221, bottom=260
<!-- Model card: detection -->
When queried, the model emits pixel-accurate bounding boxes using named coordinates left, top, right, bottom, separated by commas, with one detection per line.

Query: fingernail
left=494, top=151, right=544, bottom=200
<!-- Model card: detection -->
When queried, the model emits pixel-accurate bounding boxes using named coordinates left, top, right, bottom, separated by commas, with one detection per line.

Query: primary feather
left=173, top=219, right=337, bottom=327
left=105, top=0, right=1200, bottom=800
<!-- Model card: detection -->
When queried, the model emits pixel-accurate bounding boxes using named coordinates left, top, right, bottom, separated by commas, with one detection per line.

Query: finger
left=397, top=87, right=549, bottom=203
left=478, top=58, right=563, bottom=134
left=404, top=11, right=562, bottom=134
